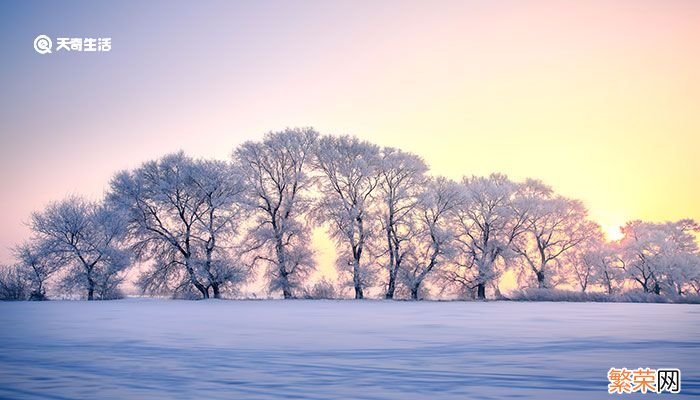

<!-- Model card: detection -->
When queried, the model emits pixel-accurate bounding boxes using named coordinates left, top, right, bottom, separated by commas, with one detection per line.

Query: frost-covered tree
left=313, top=135, right=381, bottom=299
left=511, top=184, right=597, bottom=289
left=189, top=159, right=248, bottom=298
left=234, top=128, right=318, bottom=299
left=400, top=177, right=461, bottom=300
left=109, top=153, right=246, bottom=299
left=13, top=241, right=61, bottom=300
left=661, top=252, right=700, bottom=296
left=576, top=242, right=626, bottom=294
left=559, top=227, right=611, bottom=293
left=619, top=219, right=700, bottom=295
left=654, top=220, right=700, bottom=296
left=0, top=264, right=30, bottom=300
left=29, top=196, right=130, bottom=300
left=376, top=147, right=428, bottom=299
left=449, top=174, right=528, bottom=299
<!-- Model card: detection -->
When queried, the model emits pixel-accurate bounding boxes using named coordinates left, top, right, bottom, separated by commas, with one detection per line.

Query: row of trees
left=2, top=128, right=699, bottom=301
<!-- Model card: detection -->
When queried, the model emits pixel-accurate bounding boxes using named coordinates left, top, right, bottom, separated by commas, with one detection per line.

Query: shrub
left=302, top=278, right=338, bottom=299
left=508, top=288, right=700, bottom=304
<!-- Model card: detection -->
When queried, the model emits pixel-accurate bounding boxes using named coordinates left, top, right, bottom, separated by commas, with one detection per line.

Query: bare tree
left=376, top=147, right=428, bottom=299
left=401, top=177, right=461, bottom=300
left=29, top=196, right=129, bottom=300
left=234, top=128, right=318, bottom=299
left=314, top=135, right=381, bottom=299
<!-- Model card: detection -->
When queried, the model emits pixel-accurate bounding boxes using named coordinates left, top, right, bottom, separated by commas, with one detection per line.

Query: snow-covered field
left=0, top=300, right=698, bottom=399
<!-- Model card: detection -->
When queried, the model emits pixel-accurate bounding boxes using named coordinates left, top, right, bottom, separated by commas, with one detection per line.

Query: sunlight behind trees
left=2, top=129, right=699, bottom=301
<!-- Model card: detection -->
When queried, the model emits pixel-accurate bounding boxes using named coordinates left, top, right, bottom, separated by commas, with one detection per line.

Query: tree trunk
left=279, top=265, right=292, bottom=299
left=385, top=279, right=396, bottom=299
left=353, top=217, right=365, bottom=300
left=640, top=276, right=650, bottom=293
left=605, top=273, right=613, bottom=295
left=183, top=252, right=208, bottom=299
left=275, top=233, right=292, bottom=299
left=536, top=270, right=546, bottom=288
left=476, top=260, right=489, bottom=300
left=386, top=226, right=393, bottom=300
left=352, top=250, right=364, bottom=299
left=354, top=285, right=364, bottom=299
left=410, top=284, right=420, bottom=300
left=195, top=282, right=209, bottom=299
left=476, top=283, right=486, bottom=300
left=205, top=236, right=219, bottom=298
left=494, top=284, right=502, bottom=299
left=87, top=275, right=95, bottom=300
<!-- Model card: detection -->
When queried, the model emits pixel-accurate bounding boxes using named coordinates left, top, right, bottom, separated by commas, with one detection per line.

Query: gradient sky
left=1, top=0, right=699, bottom=265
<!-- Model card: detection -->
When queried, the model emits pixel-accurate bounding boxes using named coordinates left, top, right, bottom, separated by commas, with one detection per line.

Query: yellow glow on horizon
left=603, top=225, right=624, bottom=242
left=1, top=1, right=699, bottom=268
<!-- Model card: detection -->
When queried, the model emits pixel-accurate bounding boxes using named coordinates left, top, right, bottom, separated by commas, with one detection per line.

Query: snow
left=1, top=299, right=698, bottom=399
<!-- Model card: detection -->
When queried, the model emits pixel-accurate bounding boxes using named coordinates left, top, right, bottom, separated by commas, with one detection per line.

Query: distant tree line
left=2, top=128, right=699, bottom=301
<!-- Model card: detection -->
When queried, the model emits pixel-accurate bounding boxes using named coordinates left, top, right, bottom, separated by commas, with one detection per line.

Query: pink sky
left=1, top=0, right=699, bottom=264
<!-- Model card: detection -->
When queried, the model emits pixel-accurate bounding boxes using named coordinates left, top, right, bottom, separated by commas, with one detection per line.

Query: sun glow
left=604, top=225, right=624, bottom=242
